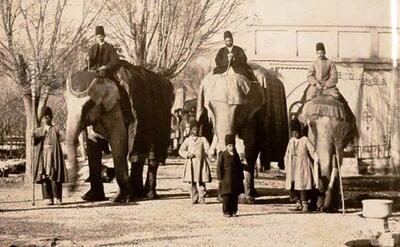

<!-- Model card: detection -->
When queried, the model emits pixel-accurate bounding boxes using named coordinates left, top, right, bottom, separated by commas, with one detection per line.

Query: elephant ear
left=235, top=82, right=265, bottom=128
left=88, top=79, right=120, bottom=111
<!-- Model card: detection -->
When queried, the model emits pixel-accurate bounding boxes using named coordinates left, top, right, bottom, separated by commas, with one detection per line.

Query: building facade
left=236, top=0, right=400, bottom=174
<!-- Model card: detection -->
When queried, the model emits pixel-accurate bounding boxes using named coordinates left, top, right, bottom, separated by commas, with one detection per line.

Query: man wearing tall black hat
left=304, top=42, right=339, bottom=101
left=213, top=31, right=257, bottom=81
left=87, top=26, right=133, bottom=124
left=81, top=26, right=134, bottom=202
left=299, top=42, right=357, bottom=142
left=87, top=26, right=120, bottom=77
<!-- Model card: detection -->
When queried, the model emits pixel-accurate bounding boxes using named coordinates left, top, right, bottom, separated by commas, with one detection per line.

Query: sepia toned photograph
left=0, top=0, right=399, bottom=246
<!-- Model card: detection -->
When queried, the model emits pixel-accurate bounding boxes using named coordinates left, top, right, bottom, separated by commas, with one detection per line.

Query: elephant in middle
left=197, top=64, right=288, bottom=203
left=65, top=60, right=174, bottom=201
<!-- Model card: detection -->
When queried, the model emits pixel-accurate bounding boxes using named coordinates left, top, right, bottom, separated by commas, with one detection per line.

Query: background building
left=234, top=0, right=400, bottom=174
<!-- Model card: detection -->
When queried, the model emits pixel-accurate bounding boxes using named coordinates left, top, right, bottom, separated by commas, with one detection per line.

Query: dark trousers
left=290, top=182, right=309, bottom=202
left=222, top=193, right=239, bottom=215
left=42, top=179, right=62, bottom=200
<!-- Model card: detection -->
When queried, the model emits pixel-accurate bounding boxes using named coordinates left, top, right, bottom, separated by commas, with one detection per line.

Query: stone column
left=390, top=68, right=400, bottom=174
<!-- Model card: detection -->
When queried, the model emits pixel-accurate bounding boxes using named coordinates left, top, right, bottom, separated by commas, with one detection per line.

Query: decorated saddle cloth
left=201, top=72, right=251, bottom=105
left=299, top=93, right=359, bottom=146
left=308, top=95, right=347, bottom=121
left=299, top=87, right=350, bottom=123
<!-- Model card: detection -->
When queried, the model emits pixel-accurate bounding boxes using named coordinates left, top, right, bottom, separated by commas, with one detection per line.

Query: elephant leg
left=259, top=151, right=271, bottom=171
left=307, top=189, right=319, bottom=211
left=130, top=158, right=145, bottom=197
left=144, top=161, right=159, bottom=199
left=240, top=149, right=258, bottom=204
left=109, top=142, right=131, bottom=203
left=277, top=159, right=285, bottom=170
left=247, top=149, right=259, bottom=197
left=316, top=190, right=325, bottom=211
left=82, top=137, right=106, bottom=201
left=323, top=166, right=340, bottom=212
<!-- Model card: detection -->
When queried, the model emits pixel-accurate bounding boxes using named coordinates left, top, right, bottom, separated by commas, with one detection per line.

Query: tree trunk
left=23, top=94, right=34, bottom=184
left=23, top=92, right=40, bottom=184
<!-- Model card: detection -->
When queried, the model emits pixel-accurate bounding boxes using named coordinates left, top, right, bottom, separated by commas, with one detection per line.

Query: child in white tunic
left=285, top=120, right=318, bottom=212
left=179, top=120, right=212, bottom=204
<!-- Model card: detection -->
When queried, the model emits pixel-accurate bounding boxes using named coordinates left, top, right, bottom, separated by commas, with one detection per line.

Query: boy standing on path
left=217, top=134, right=244, bottom=217
left=179, top=120, right=212, bottom=204
left=285, top=120, right=319, bottom=212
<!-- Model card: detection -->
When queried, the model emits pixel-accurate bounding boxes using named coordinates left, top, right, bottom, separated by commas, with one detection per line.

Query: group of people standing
left=176, top=30, right=352, bottom=215
left=30, top=25, right=349, bottom=216
left=178, top=118, right=245, bottom=218
left=170, top=108, right=197, bottom=153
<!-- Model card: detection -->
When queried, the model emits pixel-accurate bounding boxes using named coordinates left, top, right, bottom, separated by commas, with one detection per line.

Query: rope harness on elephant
left=66, top=76, right=98, bottom=99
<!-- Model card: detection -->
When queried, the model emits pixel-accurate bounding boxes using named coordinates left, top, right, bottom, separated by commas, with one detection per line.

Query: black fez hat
left=290, top=118, right=301, bottom=132
left=224, top=31, right=233, bottom=40
left=40, top=106, right=53, bottom=120
left=316, top=42, right=325, bottom=52
left=189, top=120, right=198, bottom=130
left=225, top=134, right=236, bottom=146
left=95, top=26, right=105, bottom=36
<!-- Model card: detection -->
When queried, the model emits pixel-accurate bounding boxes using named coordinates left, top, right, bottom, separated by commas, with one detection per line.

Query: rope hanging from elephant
left=66, top=77, right=98, bottom=99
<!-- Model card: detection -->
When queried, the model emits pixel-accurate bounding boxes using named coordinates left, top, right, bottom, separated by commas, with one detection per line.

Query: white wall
left=247, top=0, right=395, bottom=27
left=230, top=0, right=400, bottom=62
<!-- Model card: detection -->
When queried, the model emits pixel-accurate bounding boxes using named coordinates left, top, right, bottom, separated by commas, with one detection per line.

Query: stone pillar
left=390, top=68, right=400, bottom=174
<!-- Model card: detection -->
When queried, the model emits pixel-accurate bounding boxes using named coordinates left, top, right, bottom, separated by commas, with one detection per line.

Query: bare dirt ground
left=1, top=158, right=400, bottom=247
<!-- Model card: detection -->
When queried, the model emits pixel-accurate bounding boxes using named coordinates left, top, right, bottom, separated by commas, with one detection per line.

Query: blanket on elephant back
left=201, top=72, right=251, bottom=105
left=308, top=95, right=348, bottom=121
left=118, top=61, right=174, bottom=162
left=250, top=64, right=289, bottom=162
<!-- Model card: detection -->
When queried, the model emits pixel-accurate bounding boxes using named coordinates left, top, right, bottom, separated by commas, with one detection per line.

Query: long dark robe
left=213, top=46, right=254, bottom=81
left=33, top=125, right=68, bottom=184
left=217, top=150, right=244, bottom=195
left=88, top=42, right=120, bottom=73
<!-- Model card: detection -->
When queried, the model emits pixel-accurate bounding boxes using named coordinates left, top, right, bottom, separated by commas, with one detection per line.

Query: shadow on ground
left=343, top=176, right=400, bottom=211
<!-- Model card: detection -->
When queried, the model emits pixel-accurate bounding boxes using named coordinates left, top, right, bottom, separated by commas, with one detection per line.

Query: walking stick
left=335, top=145, right=345, bottom=215
left=31, top=67, right=36, bottom=206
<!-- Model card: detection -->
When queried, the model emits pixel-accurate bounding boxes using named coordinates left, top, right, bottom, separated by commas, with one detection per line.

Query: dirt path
left=1, top=158, right=400, bottom=246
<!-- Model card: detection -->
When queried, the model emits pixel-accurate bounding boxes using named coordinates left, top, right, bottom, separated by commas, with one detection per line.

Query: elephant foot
left=111, top=191, right=133, bottom=203
left=238, top=193, right=255, bottom=204
left=146, top=191, right=159, bottom=200
left=130, top=188, right=147, bottom=198
left=251, top=189, right=260, bottom=198
left=81, top=190, right=107, bottom=202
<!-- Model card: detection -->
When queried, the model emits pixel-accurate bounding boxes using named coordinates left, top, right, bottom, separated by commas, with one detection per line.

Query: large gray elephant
left=306, top=95, right=357, bottom=212
left=65, top=61, right=174, bottom=202
left=197, top=64, right=288, bottom=203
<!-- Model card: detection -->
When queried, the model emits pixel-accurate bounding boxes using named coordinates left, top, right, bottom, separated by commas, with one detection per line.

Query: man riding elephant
left=87, top=26, right=133, bottom=126
left=213, top=31, right=257, bottom=82
left=87, top=26, right=120, bottom=76
left=79, top=26, right=134, bottom=202
left=296, top=42, right=358, bottom=212
left=299, top=42, right=356, bottom=133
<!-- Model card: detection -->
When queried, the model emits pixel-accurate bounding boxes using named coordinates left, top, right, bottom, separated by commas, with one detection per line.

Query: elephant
left=197, top=64, right=288, bottom=203
left=65, top=60, right=174, bottom=202
left=305, top=95, right=357, bottom=212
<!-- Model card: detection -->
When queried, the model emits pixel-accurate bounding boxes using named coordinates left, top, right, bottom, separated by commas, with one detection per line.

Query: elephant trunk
left=313, top=117, right=338, bottom=210
left=65, top=105, right=83, bottom=191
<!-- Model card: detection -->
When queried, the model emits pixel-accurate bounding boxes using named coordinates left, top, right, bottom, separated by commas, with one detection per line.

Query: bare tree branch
left=102, top=0, right=246, bottom=79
